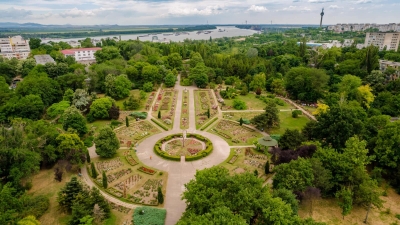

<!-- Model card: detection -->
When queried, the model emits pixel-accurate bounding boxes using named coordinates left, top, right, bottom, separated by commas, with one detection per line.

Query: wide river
left=42, top=26, right=258, bottom=43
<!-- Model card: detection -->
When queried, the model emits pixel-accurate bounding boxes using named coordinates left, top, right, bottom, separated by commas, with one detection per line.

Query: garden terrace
left=223, top=111, right=264, bottom=125
left=90, top=150, right=168, bottom=206
left=114, top=120, right=160, bottom=147
left=151, top=89, right=178, bottom=129
left=180, top=90, right=189, bottom=129
left=114, top=90, right=151, bottom=111
left=154, top=133, right=213, bottom=161
left=209, top=119, right=263, bottom=146
left=222, top=147, right=271, bottom=180
left=194, top=90, right=218, bottom=129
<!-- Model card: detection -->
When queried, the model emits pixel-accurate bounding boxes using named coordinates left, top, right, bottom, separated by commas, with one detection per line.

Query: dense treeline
left=0, top=28, right=400, bottom=224
left=0, top=25, right=217, bottom=39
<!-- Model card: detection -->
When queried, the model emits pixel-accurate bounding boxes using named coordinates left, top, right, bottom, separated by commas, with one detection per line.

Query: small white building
left=60, top=47, right=101, bottom=62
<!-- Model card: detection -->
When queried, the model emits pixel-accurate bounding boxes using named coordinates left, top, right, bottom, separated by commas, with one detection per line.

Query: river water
left=42, top=26, right=258, bottom=43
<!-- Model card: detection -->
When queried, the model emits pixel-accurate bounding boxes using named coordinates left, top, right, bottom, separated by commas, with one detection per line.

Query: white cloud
left=356, top=0, right=372, bottom=4
left=282, top=6, right=311, bottom=11
left=59, top=8, right=96, bottom=18
left=247, top=5, right=268, bottom=12
left=168, top=5, right=223, bottom=16
left=0, top=7, right=32, bottom=18
left=329, top=5, right=340, bottom=9
left=308, top=0, right=333, bottom=3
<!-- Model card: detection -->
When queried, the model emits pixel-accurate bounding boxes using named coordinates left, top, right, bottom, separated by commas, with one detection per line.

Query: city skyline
left=0, top=0, right=398, bottom=25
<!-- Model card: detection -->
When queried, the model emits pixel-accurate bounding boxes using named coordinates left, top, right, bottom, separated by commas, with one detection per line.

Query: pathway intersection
left=82, top=76, right=304, bottom=224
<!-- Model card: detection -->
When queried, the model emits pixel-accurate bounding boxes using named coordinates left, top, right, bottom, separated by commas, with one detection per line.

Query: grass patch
left=268, top=111, right=309, bottom=135
left=114, top=90, right=148, bottom=111
left=151, top=118, right=169, bottom=131
left=133, top=206, right=166, bottom=225
left=180, top=90, right=189, bottom=129
left=221, top=93, right=266, bottom=110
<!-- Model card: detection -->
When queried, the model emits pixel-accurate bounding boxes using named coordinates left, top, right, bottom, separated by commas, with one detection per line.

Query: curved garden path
left=82, top=78, right=300, bottom=224
left=135, top=75, right=231, bottom=224
left=82, top=76, right=232, bottom=225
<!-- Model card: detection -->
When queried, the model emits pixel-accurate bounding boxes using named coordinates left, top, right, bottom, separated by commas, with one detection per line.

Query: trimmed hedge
left=154, top=133, right=213, bottom=161
left=200, top=117, right=218, bottom=131
left=133, top=206, right=166, bottom=225
left=151, top=118, right=168, bottom=131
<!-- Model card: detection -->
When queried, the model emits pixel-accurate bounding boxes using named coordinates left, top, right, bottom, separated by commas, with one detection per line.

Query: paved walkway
left=82, top=75, right=277, bottom=225
left=276, top=96, right=316, bottom=121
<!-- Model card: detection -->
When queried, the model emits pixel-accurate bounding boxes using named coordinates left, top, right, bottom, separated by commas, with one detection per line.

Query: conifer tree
left=126, top=116, right=129, bottom=127
left=239, top=117, right=243, bottom=126
left=157, top=187, right=164, bottom=204
left=158, top=111, right=161, bottom=119
left=265, top=161, right=270, bottom=174
left=91, top=162, right=98, bottom=178
left=102, top=171, right=108, bottom=188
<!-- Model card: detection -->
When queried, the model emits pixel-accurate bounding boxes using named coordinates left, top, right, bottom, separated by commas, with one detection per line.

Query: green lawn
left=268, top=111, right=310, bottom=135
left=114, top=90, right=149, bottom=111
left=221, top=94, right=266, bottom=110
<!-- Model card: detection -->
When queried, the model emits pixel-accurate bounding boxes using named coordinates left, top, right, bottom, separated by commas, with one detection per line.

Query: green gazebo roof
left=258, top=136, right=278, bottom=147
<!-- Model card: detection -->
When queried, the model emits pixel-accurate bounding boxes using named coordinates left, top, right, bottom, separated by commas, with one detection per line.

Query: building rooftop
left=34, top=54, right=55, bottom=65
left=61, top=47, right=102, bottom=55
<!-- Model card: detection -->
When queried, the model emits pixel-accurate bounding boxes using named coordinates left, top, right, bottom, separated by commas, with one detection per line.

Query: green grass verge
left=133, top=206, right=166, bottom=225
left=200, top=117, right=218, bottom=131
left=151, top=118, right=168, bottom=131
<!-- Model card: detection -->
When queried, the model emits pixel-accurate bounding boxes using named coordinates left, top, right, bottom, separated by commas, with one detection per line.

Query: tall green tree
left=273, top=157, right=314, bottom=192
left=102, top=171, right=108, bottom=189
left=157, top=187, right=164, bottom=204
left=94, top=127, right=120, bottom=158
left=180, top=166, right=301, bottom=224
left=251, top=101, right=280, bottom=131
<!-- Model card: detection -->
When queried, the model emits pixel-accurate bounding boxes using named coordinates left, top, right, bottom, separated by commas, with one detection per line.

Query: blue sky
left=0, top=0, right=398, bottom=25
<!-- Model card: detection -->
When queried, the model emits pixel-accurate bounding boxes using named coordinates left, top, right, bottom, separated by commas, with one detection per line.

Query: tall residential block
left=0, top=36, right=31, bottom=60
left=365, top=32, right=400, bottom=51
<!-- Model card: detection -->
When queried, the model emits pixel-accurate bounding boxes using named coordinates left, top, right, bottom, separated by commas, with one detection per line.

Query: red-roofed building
left=60, top=47, right=101, bottom=62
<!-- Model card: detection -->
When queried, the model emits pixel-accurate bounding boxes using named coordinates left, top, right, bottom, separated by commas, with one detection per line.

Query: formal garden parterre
left=151, top=88, right=178, bottom=129
left=114, top=120, right=160, bottom=147
left=180, top=90, right=189, bottom=129
left=209, top=119, right=263, bottom=145
left=194, top=90, right=218, bottom=129
left=90, top=151, right=168, bottom=206
left=154, top=133, right=213, bottom=161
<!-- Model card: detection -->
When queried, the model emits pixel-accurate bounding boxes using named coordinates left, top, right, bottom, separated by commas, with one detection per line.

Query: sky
left=0, top=0, right=398, bottom=25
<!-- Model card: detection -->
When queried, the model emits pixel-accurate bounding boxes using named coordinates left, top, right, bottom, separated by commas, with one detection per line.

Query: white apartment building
left=365, top=32, right=400, bottom=51
left=328, top=23, right=400, bottom=33
left=60, top=47, right=101, bottom=62
left=0, top=36, right=31, bottom=60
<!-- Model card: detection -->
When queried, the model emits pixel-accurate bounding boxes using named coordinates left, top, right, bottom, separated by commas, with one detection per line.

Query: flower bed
left=228, top=155, right=238, bottom=164
left=154, top=133, right=213, bottom=161
left=126, top=155, right=138, bottom=166
left=138, top=166, right=156, bottom=175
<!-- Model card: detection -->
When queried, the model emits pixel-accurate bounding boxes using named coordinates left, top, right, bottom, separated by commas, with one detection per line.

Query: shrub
left=274, top=98, right=285, bottom=106
left=130, top=112, right=148, bottom=119
left=181, top=78, right=192, bottom=86
left=83, top=136, right=94, bottom=147
left=133, top=206, right=166, bottom=225
left=233, top=99, right=247, bottom=110
left=142, top=82, right=153, bottom=92
left=255, top=88, right=262, bottom=95
left=292, top=110, right=302, bottom=118
left=151, top=118, right=168, bottom=131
